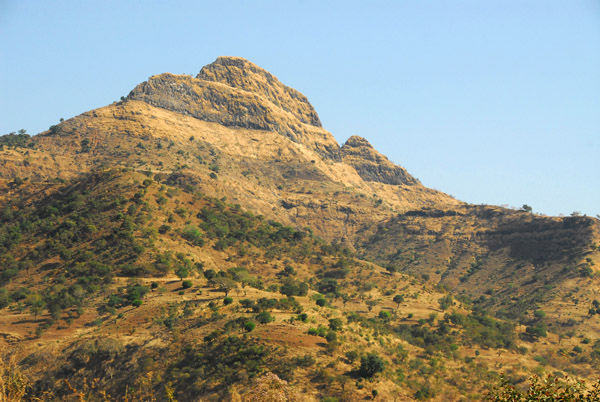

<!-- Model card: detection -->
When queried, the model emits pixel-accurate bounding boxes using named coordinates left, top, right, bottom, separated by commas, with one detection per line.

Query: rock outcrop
left=128, top=57, right=339, bottom=160
left=197, top=56, right=322, bottom=127
left=341, top=135, right=419, bottom=186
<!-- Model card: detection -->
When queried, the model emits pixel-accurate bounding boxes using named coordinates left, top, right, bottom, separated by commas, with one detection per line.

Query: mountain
left=1, top=57, right=599, bottom=401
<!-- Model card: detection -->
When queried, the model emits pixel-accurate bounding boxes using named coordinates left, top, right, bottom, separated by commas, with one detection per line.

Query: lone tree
left=393, top=294, right=404, bottom=309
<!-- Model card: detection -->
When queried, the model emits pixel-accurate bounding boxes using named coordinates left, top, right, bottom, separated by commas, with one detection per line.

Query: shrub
left=438, top=294, right=453, bottom=310
left=181, top=226, right=204, bottom=246
left=182, top=280, right=193, bottom=289
left=223, top=297, right=233, bottom=305
left=358, top=353, right=385, bottom=378
left=240, top=299, right=255, bottom=310
left=345, top=351, right=359, bottom=363
left=526, top=324, right=547, bottom=338
left=316, top=298, right=326, bottom=307
left=378, top=310, right=392, bottom=322
left=256, top=311, right=274, bottom=324
left=329, top=318, right=343, bottom=331
left=244, top=321, right=256, bottom=332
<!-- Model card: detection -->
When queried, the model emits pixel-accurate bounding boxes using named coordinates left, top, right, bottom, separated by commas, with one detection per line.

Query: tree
left=214, top=277, right=237, bottom=296
left=393, top=294, right=404, bottom=309
left=176, top=267, right=189, bottom=280
left=359, top=353, right=385, bottom=379
left=521, top=204, right=533, bottom=213
left=204, top=269, right=217, bottom=283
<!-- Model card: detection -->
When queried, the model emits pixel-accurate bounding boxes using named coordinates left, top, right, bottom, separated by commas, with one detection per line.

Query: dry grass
left=0, top=354, right=29, bottom=402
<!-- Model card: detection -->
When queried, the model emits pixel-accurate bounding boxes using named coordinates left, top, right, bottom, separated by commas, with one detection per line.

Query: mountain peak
left=197, top=57, right=321, bottom=127
left=341, top=135, right=419, bottom=186
left=127, top=56, right=339, bottom=158
left=343, top=135, right=374, bottom=149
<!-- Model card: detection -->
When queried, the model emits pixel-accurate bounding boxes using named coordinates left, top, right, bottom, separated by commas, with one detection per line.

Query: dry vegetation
left=1, top=57, right=599, bottom=401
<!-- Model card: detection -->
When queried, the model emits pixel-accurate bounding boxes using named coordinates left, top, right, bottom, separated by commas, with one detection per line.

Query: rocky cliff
left=128, top=57, right=340, bottom=160
left=341, top=135, right=419, bottom=186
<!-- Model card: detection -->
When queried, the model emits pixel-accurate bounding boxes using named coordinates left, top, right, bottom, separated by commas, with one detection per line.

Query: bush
left=244, top=321, right=256, bottom=332
left=182, top=280, right=193, bottom=289
left=526, top=324, right=547, bottom=338
left=345, top=350, right=359, bottom=363
left=316, top=298, right=326, bottom=307
left=255, top=311, right=274, bottom=324
left=378, top=310, right=392, bottom=322
left=223, top=297, right=233, bottom=305
left=329, top=318, right=343, bottom=331
left=358, top=353, right=385, bottom=378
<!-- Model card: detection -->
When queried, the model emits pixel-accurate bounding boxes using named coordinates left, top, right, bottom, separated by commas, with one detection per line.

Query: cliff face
left=127, top=57, right=339, bottom=160
left=341, top=136, right=419, bottom=186
left=197, top=56, right=322, bottom=127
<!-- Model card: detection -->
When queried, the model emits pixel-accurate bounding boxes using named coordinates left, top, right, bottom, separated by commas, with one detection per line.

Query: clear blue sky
left=1, top=1, right=599, bottom=217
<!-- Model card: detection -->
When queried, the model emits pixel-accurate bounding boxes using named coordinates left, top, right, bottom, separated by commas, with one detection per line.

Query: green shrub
left=182, top=280, right=193, bottom=289
left=358, top=353, right=385, bottom=378
left=256, top=311, right=274, bottom=324
left=223, top=296, right=233, bottom=305
left=378, top=310, right=392, bottom=322
left=329, top=318, right=343, bottom=331
left=244, top=321, right=256, bottom=332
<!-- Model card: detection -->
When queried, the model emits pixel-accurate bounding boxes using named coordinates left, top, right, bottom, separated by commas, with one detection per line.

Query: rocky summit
left=341, top=135, right=419, bottom=186
left=0, top=57, right=599, bottom=402
left=128, top=56, right=339, bottom=160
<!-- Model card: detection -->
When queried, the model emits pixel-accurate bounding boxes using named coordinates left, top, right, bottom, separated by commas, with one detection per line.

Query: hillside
left=1, top=57, right=600, bottom=401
